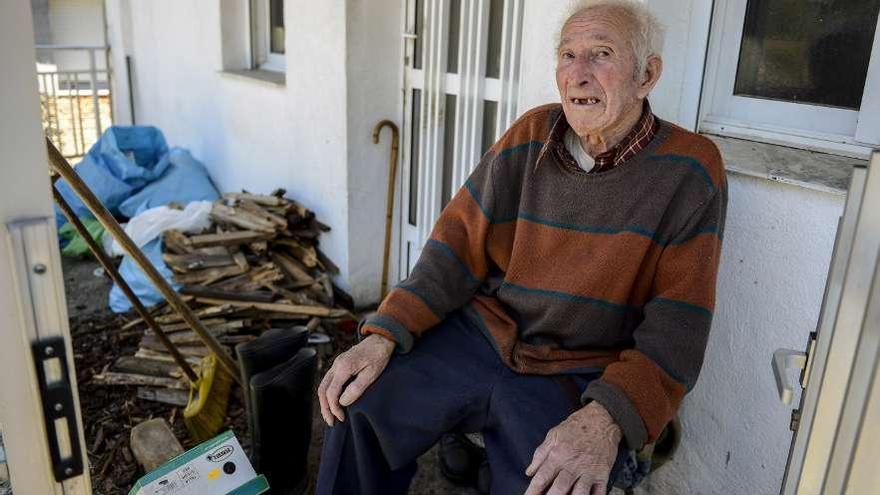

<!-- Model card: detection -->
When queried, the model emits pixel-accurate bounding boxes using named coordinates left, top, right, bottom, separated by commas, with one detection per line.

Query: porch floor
left=61, top=256, right=475, bottom=495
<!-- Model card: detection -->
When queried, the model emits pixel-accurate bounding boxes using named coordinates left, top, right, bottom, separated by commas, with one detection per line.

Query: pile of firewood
left=91, top=190, right=354, bottom=405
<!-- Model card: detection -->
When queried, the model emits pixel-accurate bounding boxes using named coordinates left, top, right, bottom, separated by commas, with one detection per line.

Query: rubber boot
left=235, top=327, right=309, bottom=468
left=250, top=347, right=317, bottom=495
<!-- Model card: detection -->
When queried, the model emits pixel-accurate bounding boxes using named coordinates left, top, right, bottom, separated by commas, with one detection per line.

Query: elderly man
left=316, top=0, right=726, bottom=493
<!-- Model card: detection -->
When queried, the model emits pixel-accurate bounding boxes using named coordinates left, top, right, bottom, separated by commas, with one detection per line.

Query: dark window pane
left=270, top=0, right=285, bottom=54
left=485, top=0, right=504, bottom=78
left=447, top=0, right=462, bottom=74
left=409, top=89, right=422, bottom=226
left=734, top=0, right=880, bottom=109
left=482, top=100, right=498, bottom=154
left=442, top=94, right=457, bottom=209
left=414, top=0, right=424, bottom=70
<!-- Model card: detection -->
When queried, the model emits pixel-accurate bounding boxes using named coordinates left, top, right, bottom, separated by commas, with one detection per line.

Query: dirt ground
left=61, top=256, right=476, bottom=495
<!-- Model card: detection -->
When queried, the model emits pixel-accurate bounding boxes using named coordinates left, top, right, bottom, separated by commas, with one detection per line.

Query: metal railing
left=35, top=45, right=113, bottom=159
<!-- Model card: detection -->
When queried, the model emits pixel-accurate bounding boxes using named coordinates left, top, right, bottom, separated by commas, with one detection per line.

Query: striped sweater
left=362, top=103, right=727, bottom=449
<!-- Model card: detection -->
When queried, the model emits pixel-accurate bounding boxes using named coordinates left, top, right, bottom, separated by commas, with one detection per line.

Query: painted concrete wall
left=105, top=0, right=402, bottom=304
left=345, top=0, right=404, bottom=304
left=519, top=1, right=847, bottom=493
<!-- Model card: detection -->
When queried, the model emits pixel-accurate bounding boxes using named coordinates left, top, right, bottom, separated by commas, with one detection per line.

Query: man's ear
left=637, top=55, right=663, bottom=98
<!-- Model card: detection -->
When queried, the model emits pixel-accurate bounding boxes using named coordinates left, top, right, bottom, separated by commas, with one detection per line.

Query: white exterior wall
left=521, top=1, right=846, bottom=493
left=105, top=0, right=402, bottom=304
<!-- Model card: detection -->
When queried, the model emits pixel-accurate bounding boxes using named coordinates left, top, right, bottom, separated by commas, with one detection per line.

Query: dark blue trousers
left=316, top=311, right=632, bottom=495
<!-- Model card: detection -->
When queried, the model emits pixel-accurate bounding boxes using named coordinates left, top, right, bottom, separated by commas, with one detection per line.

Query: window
left=701, top=0, right=880, bottom=156
left=251, top=0, right=286, bottom=72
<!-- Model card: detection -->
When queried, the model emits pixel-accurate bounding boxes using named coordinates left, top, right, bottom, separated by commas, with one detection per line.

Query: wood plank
left=271, top=252, right=315, bottom=285
left=171, top=264, right=248, bottom=285
left=211, top=203, right=277, bottom=233
left=163, top=252, right=235, bottom=272
left=180, top=286, right=275, bottom=303
left=136, top=387, right=189, bottom=407
left=191, top=297, right=348, bottom=317
left=134, top=348, right=202, bottom=366
left=111, top=357, right=183, bottom=378
left=222, top=192, right=286, bottom=206
left=91, top=372, right=187, bottom=390
left=187, top=230, right=272, bottom=248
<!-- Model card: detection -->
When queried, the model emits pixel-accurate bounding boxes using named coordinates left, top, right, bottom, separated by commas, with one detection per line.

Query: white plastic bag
left=109, top=200, right=213, bottom=257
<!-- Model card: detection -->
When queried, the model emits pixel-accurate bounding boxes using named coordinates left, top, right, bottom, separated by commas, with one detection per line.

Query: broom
left=47, top=139, right=239, bottom=441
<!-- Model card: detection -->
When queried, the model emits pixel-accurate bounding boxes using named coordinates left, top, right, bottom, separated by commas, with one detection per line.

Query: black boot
left=438, top=433, right=485, bottom=486
left=250, top=347, right=317, bottom=495
left=235, top=327, right=309, bottom=468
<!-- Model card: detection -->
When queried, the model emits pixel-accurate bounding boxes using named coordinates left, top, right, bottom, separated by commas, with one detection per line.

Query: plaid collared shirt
left=543, top=101, right=658, bottom=174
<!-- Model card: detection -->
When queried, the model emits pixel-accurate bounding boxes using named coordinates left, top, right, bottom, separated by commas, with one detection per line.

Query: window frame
left=250, top=0, right=286, bottom=73
left=699, top=0, right=880, bottom=158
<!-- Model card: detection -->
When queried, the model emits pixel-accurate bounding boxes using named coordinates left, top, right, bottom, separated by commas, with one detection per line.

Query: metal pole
left=88, top=49, right=102, bottom=137
left=51, top=186, right=199, bottom=384
left=45, top=140, right=241, bottom=383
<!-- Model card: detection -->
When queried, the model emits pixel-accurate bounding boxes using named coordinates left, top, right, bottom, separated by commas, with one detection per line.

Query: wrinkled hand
left=525, top=402, right=623, bottom=495
left=317, top=333, right=395, bottom=426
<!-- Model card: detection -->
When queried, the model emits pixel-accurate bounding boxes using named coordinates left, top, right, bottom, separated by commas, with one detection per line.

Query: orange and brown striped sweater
left=362, top=103, right=727, bottom=450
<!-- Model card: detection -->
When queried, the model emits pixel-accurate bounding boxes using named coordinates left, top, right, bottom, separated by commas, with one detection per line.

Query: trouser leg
left=315, top=311, right=504, bottom=495
left=482, top=371, right=631, bottom=494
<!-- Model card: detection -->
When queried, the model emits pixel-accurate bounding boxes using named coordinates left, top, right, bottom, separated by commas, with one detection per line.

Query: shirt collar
left=536, top=100, right=656, bottom=171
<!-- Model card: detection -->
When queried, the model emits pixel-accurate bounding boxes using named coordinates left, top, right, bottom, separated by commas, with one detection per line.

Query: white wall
left=105, top=0, right=402, bottom=305
left=519, top=1, right=847, bottom=493
left=345, top=0, right=404, bottom=304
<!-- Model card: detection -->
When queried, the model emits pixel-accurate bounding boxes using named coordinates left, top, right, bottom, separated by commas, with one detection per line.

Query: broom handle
left=52, top=186, right=200, bottom=383
left=46, top=139, right=241, bottom=384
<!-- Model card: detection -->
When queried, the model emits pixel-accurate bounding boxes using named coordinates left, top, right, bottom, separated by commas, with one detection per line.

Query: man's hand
left=317, top=334, right=396, bottom=426
left=524, top=402, right=623, bottom=495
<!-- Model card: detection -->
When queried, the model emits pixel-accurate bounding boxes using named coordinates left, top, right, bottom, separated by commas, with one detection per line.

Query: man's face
left=556, top=7, right=645, bottom=139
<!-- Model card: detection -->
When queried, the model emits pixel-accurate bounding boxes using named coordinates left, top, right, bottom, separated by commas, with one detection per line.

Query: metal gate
left=398, top=0, right=523, bottom=279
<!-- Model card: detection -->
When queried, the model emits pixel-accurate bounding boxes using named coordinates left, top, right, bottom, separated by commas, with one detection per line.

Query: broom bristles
left=184, top=354, right=234, bottom=442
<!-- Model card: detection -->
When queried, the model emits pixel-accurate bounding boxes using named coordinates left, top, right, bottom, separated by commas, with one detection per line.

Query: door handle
left=772, top=348, right=808, bottom=405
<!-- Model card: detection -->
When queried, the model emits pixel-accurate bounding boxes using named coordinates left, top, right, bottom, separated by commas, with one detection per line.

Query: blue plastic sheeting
left=54, top=126, right=171, bottom=227
left=119, top=148, right=220, bottom=218
left=55, top=125, right=221, bottom=313
left=109, top=238, right=181, bottom=313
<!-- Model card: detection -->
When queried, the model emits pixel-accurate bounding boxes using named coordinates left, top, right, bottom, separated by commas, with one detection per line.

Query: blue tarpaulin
left=53, top=125, right=220, bottom=313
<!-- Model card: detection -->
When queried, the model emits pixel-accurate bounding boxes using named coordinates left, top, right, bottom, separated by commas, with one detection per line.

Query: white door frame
left=398, top=0, right=523, bottom=279
left=0, top=2, right=91, bottom=494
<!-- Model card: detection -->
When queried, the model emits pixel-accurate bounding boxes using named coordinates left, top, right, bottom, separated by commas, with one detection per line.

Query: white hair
left=556, top=0, right=665, bottom=79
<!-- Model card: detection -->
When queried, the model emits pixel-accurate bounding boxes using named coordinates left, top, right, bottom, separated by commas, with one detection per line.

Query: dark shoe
left=250, top=347, right=317, bottom=495
left=438, top=433, right=485, bottom=486
left=235, top=326, right=309, bottom=466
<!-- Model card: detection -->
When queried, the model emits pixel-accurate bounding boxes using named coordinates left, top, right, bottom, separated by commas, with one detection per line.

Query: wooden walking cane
left=372, top=120, right=399, bottom=299
left=45, top=139, right=241, bottom=384
left=52, top=186, right=200, bottom=384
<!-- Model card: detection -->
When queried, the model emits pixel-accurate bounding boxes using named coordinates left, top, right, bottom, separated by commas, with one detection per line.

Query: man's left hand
left=524, top=401, right=623, bottom=495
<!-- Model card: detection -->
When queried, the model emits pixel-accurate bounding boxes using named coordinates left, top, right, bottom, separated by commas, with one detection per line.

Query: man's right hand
left=317, top=333, right=396, bottom=426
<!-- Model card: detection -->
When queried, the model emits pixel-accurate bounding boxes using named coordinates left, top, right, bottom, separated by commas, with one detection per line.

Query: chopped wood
left=236, top=200, right=289, bottom=229
left=138, top=339, right=210, bottom=358
left=317, top=248, right=340, bottom=275
left=163, top=252, right=235, bottom=272
left=211, top=202, right=277, bottom=233
left=111, top=357, right=183, bottom=379
left=91, top=372, right=187, bottom=390
left=136, top=387, right=189, bottom=407
left=134, top=348, right=202, bottom=366
left=180, top=285, right=275, bottom=303
left=223, top=192, right=286, bottom=206
left=275, top=238, right=318, bottom=267
left=271, top=252, right=315, bottom=285
left=191, top=297, right=348, bottom=317
left=249, top=241, right=268, bottom=254
left=171, top=263, right=248, bottom=285
left=148, top=318, right=228, bottom=334
left=187, top=230, right=272, bottom=248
